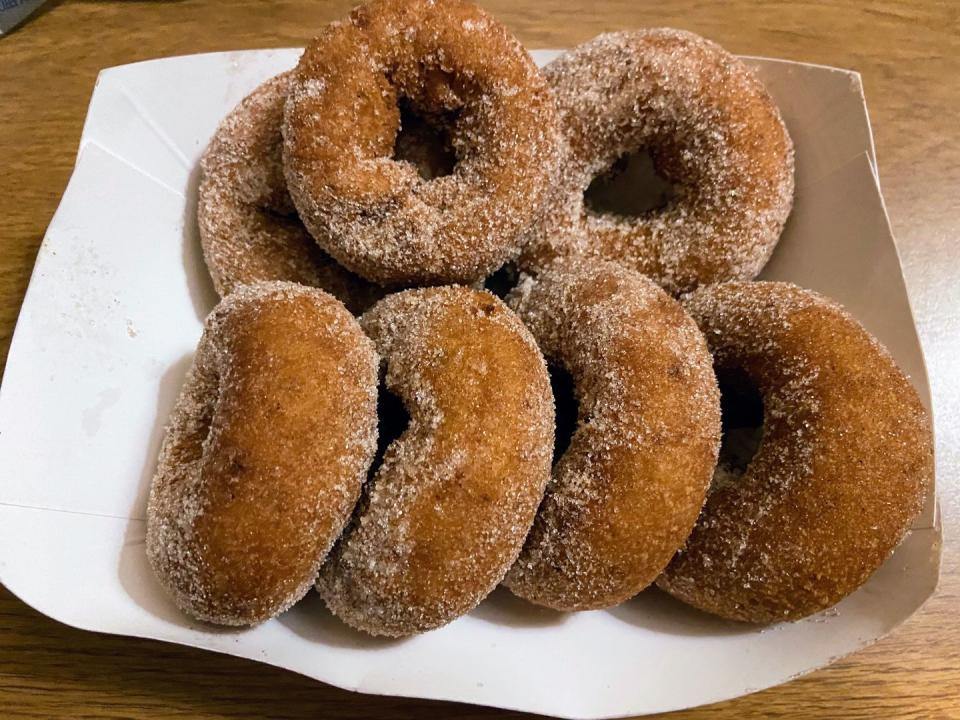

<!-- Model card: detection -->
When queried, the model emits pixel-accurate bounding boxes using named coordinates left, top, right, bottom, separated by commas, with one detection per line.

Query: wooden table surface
left=1, top=1, right=958, bottom=718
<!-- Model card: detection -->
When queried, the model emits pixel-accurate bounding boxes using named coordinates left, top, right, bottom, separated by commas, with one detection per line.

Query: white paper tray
left=0, top=49, right=941, bottom=719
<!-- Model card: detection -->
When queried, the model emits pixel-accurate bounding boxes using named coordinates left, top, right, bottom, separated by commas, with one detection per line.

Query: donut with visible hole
left=520, top=29, right=794, bottom=295
left=657, top=281, right=934, bottom=622
left=504, top=258, right=721, bottom=610
left=282, top=0, right=563, bottom=286
left=318, top=286, right=554, bottom=636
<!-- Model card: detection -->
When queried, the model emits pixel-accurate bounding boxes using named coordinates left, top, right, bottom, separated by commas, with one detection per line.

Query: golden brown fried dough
left=504, top=258, right=721, bottom=610
left=520, top=29, right=794, bottom=294
left=198, top=72, right=381, bottom=313
left=658, top=281, right=934, bottom=622
left=318, top=287, right=554, bottom=636
left=146, top=282, right=378, bottom=625
left=282, top=0, right=562, bottom=286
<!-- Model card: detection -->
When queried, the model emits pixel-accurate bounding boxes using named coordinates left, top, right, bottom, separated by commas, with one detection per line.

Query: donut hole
left=713, top=367, right=764, bottom=490
left=368, top=383, right=411, bottom=480
left=584, top=148, right=677, bottom=217
left=548, top=364, right=579, bottom=464
left=483, top=263, right=520, bottom=299
left=392, top=98, right=458, bottom=180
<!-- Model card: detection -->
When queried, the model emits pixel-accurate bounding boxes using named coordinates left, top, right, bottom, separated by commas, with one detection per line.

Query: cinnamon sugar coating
left=658, top=282, right=934, bottom=622
left=146, top=282, right=379, bottom=625
left=520, top=30, right=795, bottom=295
left=165, top=16, right=924, bottom=637
left=282, top=0, right=563, bottom=286
left=504, top=258, right=721, bottom=610
left=318, top=287, right=554, bottom=636
left=198, top=73, right=382, bottom=313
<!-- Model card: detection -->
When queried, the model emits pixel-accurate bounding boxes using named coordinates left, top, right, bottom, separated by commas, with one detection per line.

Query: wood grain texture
left=1, top=1, right=958, bottom=718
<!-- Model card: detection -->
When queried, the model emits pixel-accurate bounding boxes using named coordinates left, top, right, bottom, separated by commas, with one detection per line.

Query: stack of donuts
left=147, top=0, right=933, bottom=636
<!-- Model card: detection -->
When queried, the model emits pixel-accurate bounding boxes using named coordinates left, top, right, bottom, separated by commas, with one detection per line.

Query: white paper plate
left=0, top=49, right=940, bottom=719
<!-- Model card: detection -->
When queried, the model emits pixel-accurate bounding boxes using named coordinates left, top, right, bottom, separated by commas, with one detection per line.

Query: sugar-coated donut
left=657, top=281, right=934, bottom=622
left=146, top=282, right=379, bottom=625
left=318, top=287, right=554, bottom=636
left=504, top=259, right=721, bottom=610
left=198, top=72, right=382, bottom=314
left=282, top=0, right=563, bottom=286
left=520, top=30, right=794, bottom=295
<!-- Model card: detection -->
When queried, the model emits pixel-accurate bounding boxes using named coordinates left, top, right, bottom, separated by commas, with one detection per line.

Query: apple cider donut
left=658, top=281, right=934, bottom=622
left=520, top=29, right=795, bottom=295
left=504, top=258, right=721, bottom=610
left=282, top=0, right=562, bottom=286
left=146, top=282, right=378, bottom=625
left=318, top=287, right=554, bottom=636
left=198, top=72, right=381, bottom=314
